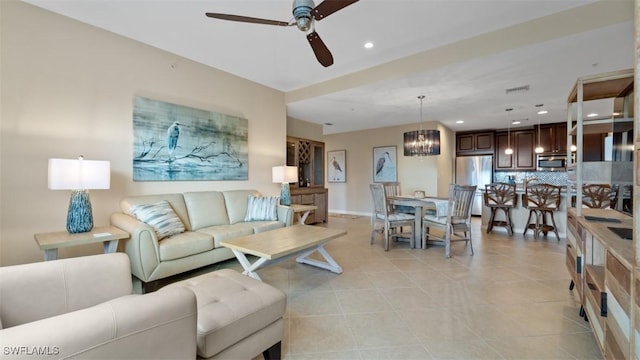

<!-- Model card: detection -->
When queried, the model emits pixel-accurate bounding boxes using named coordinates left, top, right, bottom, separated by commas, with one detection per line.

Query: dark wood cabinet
left=286, top=136, right=324, bottom=188
left=286, top=136, right=328, bottom=224
left=495, top=129, right=536, bottom=170
left=538, top=122, right=567, bottom=154
left=456, top=132, right=494, bottom=155
left=583, top=133, right=605, bottom=161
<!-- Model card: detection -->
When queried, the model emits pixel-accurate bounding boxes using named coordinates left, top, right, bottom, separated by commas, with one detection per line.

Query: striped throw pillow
left=130, top=200, right=185, bottom=240
left=244, top=195, right=279, bottom=221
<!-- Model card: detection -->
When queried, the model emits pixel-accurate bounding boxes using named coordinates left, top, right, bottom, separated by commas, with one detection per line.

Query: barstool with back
left=483, top=182, right=517, bottom=235
left=522, top=183, right=562, bottom=240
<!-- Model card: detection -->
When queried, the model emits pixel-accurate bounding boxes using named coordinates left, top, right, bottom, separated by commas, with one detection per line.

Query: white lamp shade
left=272, top=166, right=298, bottom=183
left=48, top=158, right=110, bottom=190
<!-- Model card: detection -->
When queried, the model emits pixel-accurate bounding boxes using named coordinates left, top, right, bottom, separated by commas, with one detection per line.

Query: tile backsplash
left=494, top=171, right=568, bottom=186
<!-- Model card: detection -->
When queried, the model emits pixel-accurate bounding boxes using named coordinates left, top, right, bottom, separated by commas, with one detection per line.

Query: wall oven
left=536, top=154, right=567, bottom=171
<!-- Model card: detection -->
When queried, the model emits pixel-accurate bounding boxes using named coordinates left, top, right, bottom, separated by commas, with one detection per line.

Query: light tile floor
left=202, top=215, right=602, bottom=359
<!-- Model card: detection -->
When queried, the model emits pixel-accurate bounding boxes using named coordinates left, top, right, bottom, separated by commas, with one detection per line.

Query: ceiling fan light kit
left=206, top=0, right=360, bottom=67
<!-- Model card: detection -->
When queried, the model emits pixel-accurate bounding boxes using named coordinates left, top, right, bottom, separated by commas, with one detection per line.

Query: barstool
left=522, top=183, right=562, bottom=240
left=483, top=182, right=517, bottom=235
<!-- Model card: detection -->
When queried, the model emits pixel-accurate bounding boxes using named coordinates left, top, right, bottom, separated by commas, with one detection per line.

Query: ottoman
left=162, top=269, right=286, bottom=359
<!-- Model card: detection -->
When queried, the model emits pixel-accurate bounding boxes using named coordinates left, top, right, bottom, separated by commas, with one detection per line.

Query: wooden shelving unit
left=565, top=69, right=636, bottom=359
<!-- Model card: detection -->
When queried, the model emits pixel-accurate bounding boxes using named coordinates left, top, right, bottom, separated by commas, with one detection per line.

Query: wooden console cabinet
left=290, top=187, right=328, bottom=224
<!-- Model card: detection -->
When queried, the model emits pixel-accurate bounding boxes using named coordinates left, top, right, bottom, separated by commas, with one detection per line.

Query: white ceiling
left=24, top=0, right=635, bottom=134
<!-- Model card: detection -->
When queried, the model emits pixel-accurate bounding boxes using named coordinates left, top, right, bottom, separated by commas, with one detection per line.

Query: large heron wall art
left=132, top=96, right=248, bottom=181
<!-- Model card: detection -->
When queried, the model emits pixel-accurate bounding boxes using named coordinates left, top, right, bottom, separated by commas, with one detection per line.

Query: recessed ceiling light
left=364, top=42, right=374, bottom=49
left=537, top=110, right=548, bottom=115
left=512, top=120, right=521, bottom=125
left=587, top=113, right=598, bottom=117
left=455, top=120, right=464, bottom=124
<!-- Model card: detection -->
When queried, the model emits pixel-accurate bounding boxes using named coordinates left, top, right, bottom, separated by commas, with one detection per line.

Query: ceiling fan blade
left=205, top=13, right=291, bottom=27
left=312, top=0, right=359, bottom=21
left=307, top=31, right=334, bottom=67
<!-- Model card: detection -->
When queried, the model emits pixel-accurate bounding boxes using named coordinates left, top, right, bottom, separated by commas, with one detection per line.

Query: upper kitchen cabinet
left=495, top=129, right=536, bottom=171
left=538, top=122, right=567, bottom=154
left=456, top=131, right=494, bottom=156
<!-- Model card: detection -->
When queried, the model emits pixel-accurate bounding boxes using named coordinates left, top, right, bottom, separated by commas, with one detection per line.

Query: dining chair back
left=369, top=183, right=415, bottom=251
left=381, top=182, right=414, bottom=215
left=522, top=183, right=562, bottom=240
left=483, top=182, right=517, bottom=235
left=423, top=184, right=477, bottom=258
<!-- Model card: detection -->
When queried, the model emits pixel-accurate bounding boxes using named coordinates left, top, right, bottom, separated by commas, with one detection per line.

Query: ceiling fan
left=206, top=0, right=360, bottom=67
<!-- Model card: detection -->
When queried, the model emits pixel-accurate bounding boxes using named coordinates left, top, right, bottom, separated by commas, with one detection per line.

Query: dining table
left=388, top=195, right=450, bottom=249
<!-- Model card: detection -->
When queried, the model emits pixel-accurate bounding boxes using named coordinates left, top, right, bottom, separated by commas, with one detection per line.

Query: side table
left=34, top=226, right=130, bottom=261
left=290, top=204, right=318, bottom=224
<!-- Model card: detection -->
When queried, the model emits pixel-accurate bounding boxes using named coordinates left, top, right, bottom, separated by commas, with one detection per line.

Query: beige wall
left=324, top=122, right=454, bottom=216
left=286, top=117, right=323, bottom=142
left=0, top=1, right=287, bottom=266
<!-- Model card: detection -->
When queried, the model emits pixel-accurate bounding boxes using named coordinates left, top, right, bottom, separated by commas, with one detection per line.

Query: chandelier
left=403, top=95, right=440, bottom=156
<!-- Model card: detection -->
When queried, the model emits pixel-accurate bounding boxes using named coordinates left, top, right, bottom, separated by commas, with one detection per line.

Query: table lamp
left=48, top=156, right=111, bottom=233
left=272, top=166, right=298, bottom=206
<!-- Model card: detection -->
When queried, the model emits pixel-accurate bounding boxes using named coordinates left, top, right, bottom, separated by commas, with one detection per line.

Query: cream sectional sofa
left=0, top=253, right=198, bottom=359
left=110, top=190, right=293, bottom=288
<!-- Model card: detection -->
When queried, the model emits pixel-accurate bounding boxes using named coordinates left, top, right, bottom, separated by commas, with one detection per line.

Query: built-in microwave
left=536, top=154, right=567, bottom=171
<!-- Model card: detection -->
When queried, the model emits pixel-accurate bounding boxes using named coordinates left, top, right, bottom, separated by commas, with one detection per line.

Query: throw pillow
left=244, top=195, right=279, bottom=221
left=130, top=200, right=185, bottom=240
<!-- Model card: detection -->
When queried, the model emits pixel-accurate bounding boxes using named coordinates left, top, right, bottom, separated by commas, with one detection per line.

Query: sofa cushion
left=183, top=191, right=230, bottom=230
left=158, top=231, right=214, bottom=261
left=223, top=190, right=261, bottom=224
left=244, top=195, right=279, bottom=222
left=121, top=193, right=192, bottom=231
left=130, top=201, right=186, bottom=240
left=196, top=224, right=255, bottom=248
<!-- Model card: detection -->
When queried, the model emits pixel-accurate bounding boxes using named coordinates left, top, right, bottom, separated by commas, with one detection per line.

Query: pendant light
left=403, top=95, right=440, bottom=156
left=534, top=104, right=545, bottom=154
left=505, top=108, right=513, bottom=155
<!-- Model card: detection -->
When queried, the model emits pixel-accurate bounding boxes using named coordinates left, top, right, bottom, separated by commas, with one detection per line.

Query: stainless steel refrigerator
left=455, top=155, right=493, bottom=216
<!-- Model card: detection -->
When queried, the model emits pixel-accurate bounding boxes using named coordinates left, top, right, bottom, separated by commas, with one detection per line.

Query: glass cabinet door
left=313, top=143, right=324, bottom=187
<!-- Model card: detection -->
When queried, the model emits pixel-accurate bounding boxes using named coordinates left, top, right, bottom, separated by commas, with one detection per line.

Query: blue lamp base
left=67, top=190, right=94, bottom=233
left=280, top=183, right=291, bottom=206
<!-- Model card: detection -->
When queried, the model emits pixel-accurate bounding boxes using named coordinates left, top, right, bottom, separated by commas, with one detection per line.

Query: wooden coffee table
left=220, top=224, right=346, bottom=280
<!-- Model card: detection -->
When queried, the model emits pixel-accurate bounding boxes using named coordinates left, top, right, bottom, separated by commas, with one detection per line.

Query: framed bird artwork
left=373, top=146, right=397, bottom=183
left=327, top=150, right=346, bottom=183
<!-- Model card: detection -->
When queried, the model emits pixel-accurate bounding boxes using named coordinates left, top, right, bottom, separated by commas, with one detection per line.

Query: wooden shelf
left=567, top=69, right=634, bottom=103
left=569, top=118, right=633, bottom=135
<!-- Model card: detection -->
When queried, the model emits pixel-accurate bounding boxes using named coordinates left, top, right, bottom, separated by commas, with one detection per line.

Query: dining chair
left=522, top=183, right=562, bottom=240
left=369, top=183, right=415, bottom=251
left=483, top=182, right=517, bottom=235
left=422, top=184, right=477, bottom=258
